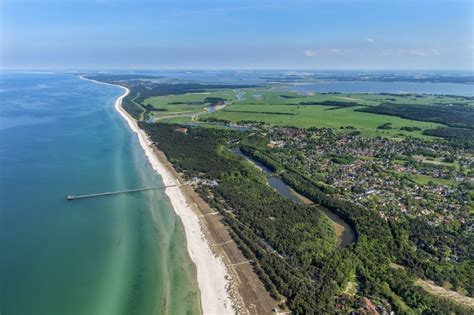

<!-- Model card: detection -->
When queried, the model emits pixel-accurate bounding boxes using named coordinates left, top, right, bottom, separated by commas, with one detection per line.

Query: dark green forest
left=357, top=103, right=474, bottom=129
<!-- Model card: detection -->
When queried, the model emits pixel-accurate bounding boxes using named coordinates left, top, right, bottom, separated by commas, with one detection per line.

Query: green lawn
left=407, top=173, right=457, bottom=187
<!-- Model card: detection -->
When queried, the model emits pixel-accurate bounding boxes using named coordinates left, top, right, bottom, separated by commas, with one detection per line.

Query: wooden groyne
left=66, top=184, right=181, bottom=201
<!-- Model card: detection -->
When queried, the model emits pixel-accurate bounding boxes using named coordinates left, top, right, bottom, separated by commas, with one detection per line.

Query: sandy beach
left=83, top=77, right=235, bottom=314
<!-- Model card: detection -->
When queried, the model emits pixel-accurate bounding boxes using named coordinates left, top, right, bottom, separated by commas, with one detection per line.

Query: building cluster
left=335, top=294, right=393, bottom=315
left=258, top=127, right=472, bottom=231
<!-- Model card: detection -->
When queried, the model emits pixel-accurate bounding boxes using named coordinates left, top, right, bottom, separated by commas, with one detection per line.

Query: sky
left=1, top=0, right=473, bottom=70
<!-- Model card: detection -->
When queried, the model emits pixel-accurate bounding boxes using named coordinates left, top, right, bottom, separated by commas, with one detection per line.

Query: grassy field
left=407, top=174, right=457, bottom=187
left=201, top=102, right=443, bottom=138
left=143, top=90, right=237, bottom=118
left=149, top=88, right=472, bottom=139
left=312, top=92, right=474, bottom=106
left=233, top=89, right=474, bottom=107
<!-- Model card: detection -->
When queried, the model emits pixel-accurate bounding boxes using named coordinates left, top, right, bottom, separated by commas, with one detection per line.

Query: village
left=255, top=126, right=473, bottom=233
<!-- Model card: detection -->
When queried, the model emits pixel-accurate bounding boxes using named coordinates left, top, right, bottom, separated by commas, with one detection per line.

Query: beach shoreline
left=82, top=76, right=235, bottom=314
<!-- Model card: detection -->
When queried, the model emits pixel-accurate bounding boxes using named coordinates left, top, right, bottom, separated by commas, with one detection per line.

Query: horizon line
left=1, top=68, right=474, bottom=72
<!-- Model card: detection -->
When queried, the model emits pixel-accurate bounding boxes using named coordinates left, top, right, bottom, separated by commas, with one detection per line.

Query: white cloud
left=303, top=49, right=318, bottom=57
left=367, top=38, right=375, bottom=43
left=398, top=48, right=440, bottom=56
left=328, top=48, right=343, bottom=54
left=303, top=48, right=347, bottom=57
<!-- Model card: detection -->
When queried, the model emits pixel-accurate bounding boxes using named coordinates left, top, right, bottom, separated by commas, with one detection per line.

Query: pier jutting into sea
left=67, top=184, right=181, bottom=200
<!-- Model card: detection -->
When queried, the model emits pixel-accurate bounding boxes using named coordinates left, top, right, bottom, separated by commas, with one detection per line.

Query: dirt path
left=415, top=279, right=474, bottom=308
left=390, top=263, right=473, bottom=308
left=336, top=96, right=363, bottom=102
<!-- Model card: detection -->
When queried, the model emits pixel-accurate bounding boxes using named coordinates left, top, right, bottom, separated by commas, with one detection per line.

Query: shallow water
left=0, top=73, right=201, bottom=315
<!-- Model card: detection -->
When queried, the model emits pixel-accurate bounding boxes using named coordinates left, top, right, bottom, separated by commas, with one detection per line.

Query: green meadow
left=199, top=90, right=450, bottom=138
left=229, top=89, right=474, bottom=106
left=143, top=88, right=473, bottom=139
left=143, top=90, right=237, bottom=117
left=204, top=106, right=442, bottom=138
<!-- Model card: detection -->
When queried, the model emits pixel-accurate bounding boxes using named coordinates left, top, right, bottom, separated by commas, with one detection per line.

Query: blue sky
left=1, top=0, right=473, bottom=69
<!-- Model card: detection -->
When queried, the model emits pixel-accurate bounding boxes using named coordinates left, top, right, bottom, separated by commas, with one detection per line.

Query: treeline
left=357, top=103, right=474, bottom=129
left=423, top=127, right=474, bottom=148
left=280, top=94, right=300, bottom=99
left=400, top=126, right=422, bottom=132
left=121, top=90, right=143, bottom=119
left=168, top=97, right=226, bottom=106
left=143, top=104, right=167, bottom=111
left=204, top=97, right=227, bottom=105
left=299, top=100, right=359, bottom=108
left=167, top=101, right=203, bottom=105
left=423, top=127, right=474, bottom=139
left=377, top=122, right=393, bottom=130
left=199, top=117, right=232, bottom=124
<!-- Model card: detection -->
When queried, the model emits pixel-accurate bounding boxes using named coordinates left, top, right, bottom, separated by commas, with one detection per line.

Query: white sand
left=82, top=77, right=235, bottom=314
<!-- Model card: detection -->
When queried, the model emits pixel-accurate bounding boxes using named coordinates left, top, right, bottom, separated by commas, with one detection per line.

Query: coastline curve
left=81, top=76, right=235, bottom=315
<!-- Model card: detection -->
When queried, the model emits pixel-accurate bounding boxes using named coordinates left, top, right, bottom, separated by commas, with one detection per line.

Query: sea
left=0, top=70, right=472, bottom=315
left=0, top=72, right=201, bottom=315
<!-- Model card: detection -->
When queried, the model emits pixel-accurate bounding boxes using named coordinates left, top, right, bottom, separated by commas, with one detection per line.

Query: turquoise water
left=0, top=73, right=201, bottom=315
